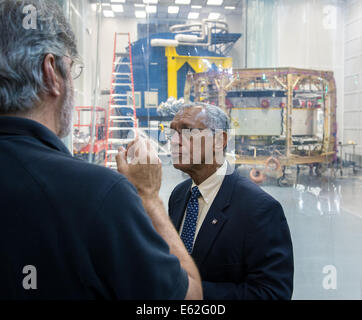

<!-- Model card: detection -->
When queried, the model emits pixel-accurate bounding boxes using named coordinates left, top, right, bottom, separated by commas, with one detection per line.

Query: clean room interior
left=61, top=0, right=362, bottom=299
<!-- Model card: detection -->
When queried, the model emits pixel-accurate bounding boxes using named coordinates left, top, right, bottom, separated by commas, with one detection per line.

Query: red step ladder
left=104, top=32, right=138, bottom=169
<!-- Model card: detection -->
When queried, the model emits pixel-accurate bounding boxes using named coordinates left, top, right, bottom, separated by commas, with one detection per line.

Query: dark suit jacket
left=169, top=165, right=294, bottom=300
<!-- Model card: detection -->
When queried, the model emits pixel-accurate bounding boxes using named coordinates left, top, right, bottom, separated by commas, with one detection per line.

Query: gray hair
left=179, top=102, right=230, bottom=132
left=0, top=0, right=78, bottom=114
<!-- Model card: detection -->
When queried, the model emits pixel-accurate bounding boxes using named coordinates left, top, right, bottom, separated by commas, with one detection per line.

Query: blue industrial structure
left=113, top=25, right=242, bottom=127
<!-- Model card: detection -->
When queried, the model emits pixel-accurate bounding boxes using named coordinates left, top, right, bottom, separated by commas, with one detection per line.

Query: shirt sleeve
left=85, top=176, right=189, bottom=300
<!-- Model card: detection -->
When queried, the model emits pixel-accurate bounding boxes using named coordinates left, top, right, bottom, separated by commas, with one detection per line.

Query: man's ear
left=214, top=130, right=228, bottom=152
left=213, top=130, right=227, bottom=165
left=222, top=131, right=228, bottom=151
left=42, top=54, right=61, bottom=97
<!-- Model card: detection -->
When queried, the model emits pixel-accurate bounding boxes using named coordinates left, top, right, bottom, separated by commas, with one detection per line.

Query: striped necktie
left=180, top=186, right=201, bottom=254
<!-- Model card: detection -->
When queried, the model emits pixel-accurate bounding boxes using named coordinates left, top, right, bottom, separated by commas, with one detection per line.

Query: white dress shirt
left=179, top=160, right=228, bottom=245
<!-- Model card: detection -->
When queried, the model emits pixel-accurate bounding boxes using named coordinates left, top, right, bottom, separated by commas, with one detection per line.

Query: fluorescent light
left=191, top=5, right=202, bottom=9
left=134, top=4, right=145, bottom=7
left=111, top=0, right=125, bottom=3
left=143, top=0, right=158, bottom=4
left=208, top=12, right=220, bottom=19
left=175, top=0, right=191, bottom=4
left=91, top=4, right=97, bottom=11
left=103, top=10, right=115, bottom=17
left=135, top=10, right=146, bottom=18
left=111, top=4, right=123, bottom=12
left=225, top=6, right=235, bottom=10
left=207, top=0, right=223, bottom=5
left=168, top=6, right=179, bottom=14
left=188, top=12, right=199, bottom=19
left=145, top=5, right=157, bottom=13
left=102, top=3, right=111, bottom=7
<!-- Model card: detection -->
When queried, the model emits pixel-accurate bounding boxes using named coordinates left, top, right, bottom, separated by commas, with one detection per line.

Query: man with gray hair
left=0, top=0, right=202, bottom=299
left=167, top=102, right=294, bottom=299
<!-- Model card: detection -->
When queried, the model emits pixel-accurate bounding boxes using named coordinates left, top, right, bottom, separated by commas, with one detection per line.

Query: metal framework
left=73, top=106, right=106, bottom=165
left=184, top=67, right=337, bottom=177
left=165, top=46, right=232, bottom=99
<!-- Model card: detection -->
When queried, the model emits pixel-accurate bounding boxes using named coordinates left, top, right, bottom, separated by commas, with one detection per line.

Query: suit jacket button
left=212, top=219, right=218, bottom=225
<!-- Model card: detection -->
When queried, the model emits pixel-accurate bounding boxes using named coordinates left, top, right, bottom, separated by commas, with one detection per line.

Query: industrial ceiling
left=89, top=0, right=243, bottom=20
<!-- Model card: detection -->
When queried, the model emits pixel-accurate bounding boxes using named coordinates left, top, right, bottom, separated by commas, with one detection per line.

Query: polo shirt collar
left=0, top=116, right=71, bottom=155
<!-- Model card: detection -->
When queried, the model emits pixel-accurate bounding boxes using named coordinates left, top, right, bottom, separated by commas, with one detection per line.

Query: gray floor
left=159, top=161, right=362, bottom=300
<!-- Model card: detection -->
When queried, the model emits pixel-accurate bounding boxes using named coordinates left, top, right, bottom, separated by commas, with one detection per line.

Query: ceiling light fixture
left=103, top=10, right=115, bottom=17
left=225, top=6, right=235, bottom=10
left=208, top=12, right=220, bottom=19
left=188, top=12, right=199, bottom=19
left=168, top=6, right=179, bottom=14
left=134, top=11, right=147, bottom=19
left=175, top=0, right=191, bottom=4
left=111, top=4, right=124, bottom=12
left=145, top=5, right=157, bottom=13
left=143, top=0, right=158, bottom=4
left=135, top=10, right=147, bottom=18
left=207, top=0, right=223, bottom=6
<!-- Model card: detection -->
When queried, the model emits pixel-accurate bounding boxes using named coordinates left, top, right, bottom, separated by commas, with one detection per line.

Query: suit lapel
left=170, top=180, right=192, bottom=231
left=192, top=166, right=238, bottom=267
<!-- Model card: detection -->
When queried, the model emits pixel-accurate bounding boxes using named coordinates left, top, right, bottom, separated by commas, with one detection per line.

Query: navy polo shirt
left=0, top=116, right=188, bottom=299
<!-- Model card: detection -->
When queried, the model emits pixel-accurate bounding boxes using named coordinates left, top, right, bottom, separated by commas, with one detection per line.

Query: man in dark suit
left=168, top=102, right=294, bottom=299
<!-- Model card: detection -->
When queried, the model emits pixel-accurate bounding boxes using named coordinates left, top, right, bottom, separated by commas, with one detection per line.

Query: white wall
left=226, top=14, right=246, bottom=69
left=344, top=0, right=362, bottom=156
left=69, top=0, right=99, bottom=107
left=98, top=17, right=138, bottom=94
left=62, top=0, right=100, bottom=150
left=246, top=0, right=345, bottom=146
left=277, top=0, right=345, bottom=149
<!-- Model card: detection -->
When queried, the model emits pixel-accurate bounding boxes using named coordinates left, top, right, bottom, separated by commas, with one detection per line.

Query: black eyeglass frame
left=165, top=127, right=218, bottom=141
left=63, top=54, right=85, bottom=80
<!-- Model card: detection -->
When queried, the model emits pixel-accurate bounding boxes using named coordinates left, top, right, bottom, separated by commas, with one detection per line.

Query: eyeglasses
left=165, top=128, right=216, bottom=142
left=63, top=55, right=84, bottom=80
left=70, top=61, right=84, bottom=80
